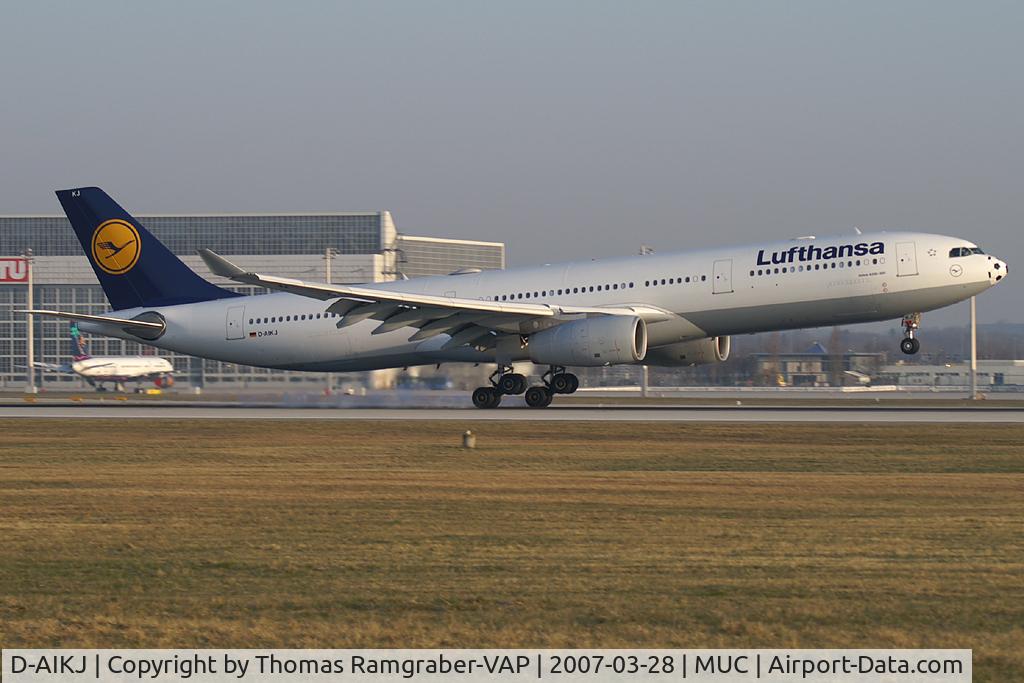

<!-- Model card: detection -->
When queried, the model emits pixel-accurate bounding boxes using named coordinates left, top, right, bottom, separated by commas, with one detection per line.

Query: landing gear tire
left=472, top=386, right=502, bottom=409
left=900, top=337, right=920, bottom=355
left=498, top=373, right=527, bottom=395
left=525, top=386, right=553, bottom=408
left=550, top=372, right=579, bottom=394
left=550, top=373, right=577, bottom=394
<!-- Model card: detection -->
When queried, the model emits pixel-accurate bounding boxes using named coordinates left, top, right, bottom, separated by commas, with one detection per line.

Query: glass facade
left=397, top=236, right=505, bottom=278
left=0, top=213, right=385, bottom=256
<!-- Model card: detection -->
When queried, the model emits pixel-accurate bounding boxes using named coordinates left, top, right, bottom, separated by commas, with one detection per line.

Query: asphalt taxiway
left=1, top=404, right=1022, bottom=422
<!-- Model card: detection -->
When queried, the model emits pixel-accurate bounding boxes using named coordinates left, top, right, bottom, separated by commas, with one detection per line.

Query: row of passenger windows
left=490, top=274, right=709, bottom=301
left=250, top=312, right=339, bottom=325
left=750, top=258, right=879, bottom=277
left=950, top=247, right=983, bottom=257
left=493, top=282, right=635, bottom=301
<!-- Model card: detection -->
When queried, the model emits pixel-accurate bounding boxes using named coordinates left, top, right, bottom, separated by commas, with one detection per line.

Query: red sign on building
left=0, top=257, right=28, bottom=283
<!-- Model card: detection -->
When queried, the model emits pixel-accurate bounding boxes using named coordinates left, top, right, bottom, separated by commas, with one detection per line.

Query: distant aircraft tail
left=56, top=187, right=240, bottom=310
left=70, top=323, right=91, bottom=360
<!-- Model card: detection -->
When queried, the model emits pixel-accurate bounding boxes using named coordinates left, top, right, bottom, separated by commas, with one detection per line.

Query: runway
left=1, top=404, right=1022, bottom=422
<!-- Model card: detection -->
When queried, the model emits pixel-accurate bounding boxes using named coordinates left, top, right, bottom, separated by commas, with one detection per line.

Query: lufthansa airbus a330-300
left=29, top=188, right=1008, bottom=408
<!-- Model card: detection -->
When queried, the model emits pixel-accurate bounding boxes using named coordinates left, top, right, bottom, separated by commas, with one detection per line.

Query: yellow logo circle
left=91, top=220, right=141, bottom=275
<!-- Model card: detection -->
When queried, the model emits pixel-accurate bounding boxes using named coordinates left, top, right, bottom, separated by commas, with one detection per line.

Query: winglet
left=198, top=249, right=248, bottom=279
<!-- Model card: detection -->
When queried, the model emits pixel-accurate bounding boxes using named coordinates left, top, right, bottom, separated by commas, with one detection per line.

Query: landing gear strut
left=901, top=313, right=921, bottom=355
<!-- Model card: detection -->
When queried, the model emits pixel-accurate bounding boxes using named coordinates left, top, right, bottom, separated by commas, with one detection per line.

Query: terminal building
left=0, top=212, right=504, bottom=390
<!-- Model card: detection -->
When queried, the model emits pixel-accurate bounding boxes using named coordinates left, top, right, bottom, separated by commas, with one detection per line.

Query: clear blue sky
left=1, top=1, right=1021, bottom=325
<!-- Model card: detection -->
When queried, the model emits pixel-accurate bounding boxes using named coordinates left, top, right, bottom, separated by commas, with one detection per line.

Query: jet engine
left=643, top=336, right=731, bottom=366
left=154, top=374, right=174, bottom=388
left=528, top=316, right=647, bottom=366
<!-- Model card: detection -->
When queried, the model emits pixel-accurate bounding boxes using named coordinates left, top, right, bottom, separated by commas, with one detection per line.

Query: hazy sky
left=1, top=2, right=1021, bottom=325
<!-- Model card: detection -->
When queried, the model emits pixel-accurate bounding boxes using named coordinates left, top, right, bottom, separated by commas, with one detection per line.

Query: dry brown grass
left=0, top=420, right=1021, bottom=679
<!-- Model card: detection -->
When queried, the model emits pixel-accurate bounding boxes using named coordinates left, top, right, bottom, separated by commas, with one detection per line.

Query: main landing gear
left=900, top=313, right=921, bottom=355
left=471, top=365, right=579, bottom=409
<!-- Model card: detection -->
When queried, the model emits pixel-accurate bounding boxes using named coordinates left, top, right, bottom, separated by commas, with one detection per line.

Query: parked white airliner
left=29, top=188, right=1007, bottom=408
left=32, top=323, right=174, bottom=392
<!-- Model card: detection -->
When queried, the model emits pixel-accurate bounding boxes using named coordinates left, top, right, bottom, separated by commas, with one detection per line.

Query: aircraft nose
left=989, top=256, right=1008, bottom=282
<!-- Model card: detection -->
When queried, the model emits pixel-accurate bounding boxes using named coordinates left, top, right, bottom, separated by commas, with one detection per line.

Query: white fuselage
left=71, top=356, right=174, bottom=381
left=79, top=231, right=1007, bottom=372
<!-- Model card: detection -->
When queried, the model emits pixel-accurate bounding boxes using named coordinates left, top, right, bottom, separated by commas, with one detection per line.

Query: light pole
left=324, top=247, right=339, bottom=284
left=323, top=247, right=340, bottom=395
left=969, top=296, right=978, bottom=399
left=23, top=248, right=36, bottom=394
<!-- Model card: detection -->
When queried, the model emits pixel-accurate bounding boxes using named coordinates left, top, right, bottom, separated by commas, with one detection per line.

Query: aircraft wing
left=200, top=249, right=671, bottom=348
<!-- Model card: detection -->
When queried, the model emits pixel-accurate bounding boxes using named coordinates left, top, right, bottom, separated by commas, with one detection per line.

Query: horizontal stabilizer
left=23, top=310, right=165, bottom=331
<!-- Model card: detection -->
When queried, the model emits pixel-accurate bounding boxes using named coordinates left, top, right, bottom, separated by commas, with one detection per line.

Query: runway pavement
left=1, top=403, right=1022, bottom=422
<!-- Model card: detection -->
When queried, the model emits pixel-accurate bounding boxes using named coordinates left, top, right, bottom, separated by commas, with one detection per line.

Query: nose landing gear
left=900, top=313, right=921, bottom=355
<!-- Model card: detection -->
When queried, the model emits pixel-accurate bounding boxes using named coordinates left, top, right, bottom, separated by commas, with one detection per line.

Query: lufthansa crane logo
left=91, top=220, right=141, bottom=275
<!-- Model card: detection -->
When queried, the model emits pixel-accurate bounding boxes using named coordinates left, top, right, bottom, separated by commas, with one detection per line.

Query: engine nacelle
left=528, top=316, right=647, bottom=367
left=643, top=336, right=731, bottom=367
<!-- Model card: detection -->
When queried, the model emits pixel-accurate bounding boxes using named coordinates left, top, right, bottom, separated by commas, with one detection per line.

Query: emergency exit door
left=896, top=242, right=918, bottom=277
left=713, top=259, right=733, bottom=294
left=226, top=305, right=246, bottom=340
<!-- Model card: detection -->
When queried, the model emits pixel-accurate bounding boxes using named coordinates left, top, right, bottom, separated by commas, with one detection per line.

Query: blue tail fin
left=70, top=323, right=91, bottom=360
left=56, top=187, right=240, bottom=310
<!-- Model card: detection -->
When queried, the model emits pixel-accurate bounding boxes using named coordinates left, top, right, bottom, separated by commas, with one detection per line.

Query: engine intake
left=643, top=336, right=731, bottom=366
left=528, top=316, right=647, bottom=367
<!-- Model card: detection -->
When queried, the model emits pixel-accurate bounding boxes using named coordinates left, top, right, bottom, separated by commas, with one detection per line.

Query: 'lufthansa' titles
left=757, top=241, right=884, bottom=266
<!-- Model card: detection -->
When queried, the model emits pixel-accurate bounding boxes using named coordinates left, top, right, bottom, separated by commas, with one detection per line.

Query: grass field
left=0, top=419, right=1021, bottom=679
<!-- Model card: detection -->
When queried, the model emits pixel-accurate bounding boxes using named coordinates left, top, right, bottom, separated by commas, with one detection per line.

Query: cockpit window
left=949, top=246, right=983, bottom=257
left=971, top=247, right=984, bottom=254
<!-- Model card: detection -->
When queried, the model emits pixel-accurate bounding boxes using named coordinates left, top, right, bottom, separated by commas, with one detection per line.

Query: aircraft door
left=713, top=259, right=734, bottom=294
left=225, top=305, right=246, bottom=340
left=896, top=242, right=918, bottom=277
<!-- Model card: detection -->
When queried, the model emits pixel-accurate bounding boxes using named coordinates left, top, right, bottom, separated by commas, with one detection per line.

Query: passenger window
left=701, top=275, right=707, bottom=281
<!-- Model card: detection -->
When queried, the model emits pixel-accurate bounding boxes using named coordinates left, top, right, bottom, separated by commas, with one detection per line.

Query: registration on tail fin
left=56, top=187, right=240, bottom=310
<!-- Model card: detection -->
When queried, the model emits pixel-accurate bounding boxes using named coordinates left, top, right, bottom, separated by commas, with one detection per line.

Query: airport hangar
left=0, top=212, right=504, bottom=390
